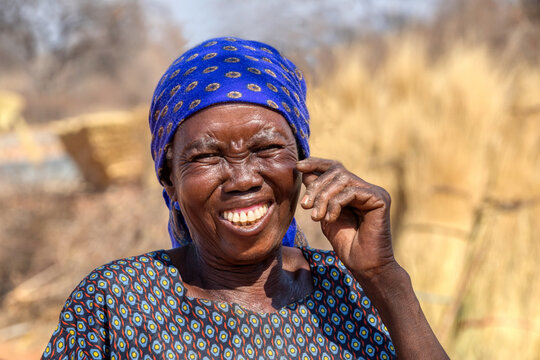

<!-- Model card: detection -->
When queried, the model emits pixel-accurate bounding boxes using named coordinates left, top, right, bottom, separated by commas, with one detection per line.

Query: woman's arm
left=356, top=261, right=448, bottom=359
left=297, top=157, right=449, bottom=360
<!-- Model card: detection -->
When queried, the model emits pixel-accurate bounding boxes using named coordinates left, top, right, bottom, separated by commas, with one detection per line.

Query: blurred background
left=0, top=0, right=539, bottom=358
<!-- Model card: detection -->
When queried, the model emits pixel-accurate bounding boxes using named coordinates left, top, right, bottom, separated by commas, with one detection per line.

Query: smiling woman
left=165, top=105, right=301, bottom=264
left=42, top=37, right=448, bottom=359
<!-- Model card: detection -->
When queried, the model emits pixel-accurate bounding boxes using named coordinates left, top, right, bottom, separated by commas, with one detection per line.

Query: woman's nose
left=222, top=160, right=263, bottom=193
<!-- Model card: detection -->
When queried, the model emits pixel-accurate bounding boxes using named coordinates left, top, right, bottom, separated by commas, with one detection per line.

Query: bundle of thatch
left=449, top=201, right=540, bottom=359
left=52, top=107, right=150, bottom=188
left=306, top=36, right=540, bottom=358
left=447, top=90, right=540, bottom=358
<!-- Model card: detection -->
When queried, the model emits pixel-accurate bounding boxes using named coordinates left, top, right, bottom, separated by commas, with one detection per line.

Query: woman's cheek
left=177, top=165, right=222, bottom=200
left=262, top=155, right=301, bottom=197
left=266, top=149, right=298, bottom=171
left=274, top=154, right=300, bottom=184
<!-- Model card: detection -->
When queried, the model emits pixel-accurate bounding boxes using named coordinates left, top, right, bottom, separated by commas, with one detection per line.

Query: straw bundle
left=53, top=107, right=149, bottom=188
left=447, top=93, right=540, bottom=358
left=306, top=36, right=540, bottom=358
left=450, top=202, right=540, bottom=359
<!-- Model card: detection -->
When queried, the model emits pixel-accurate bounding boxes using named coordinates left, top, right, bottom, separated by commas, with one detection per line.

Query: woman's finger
left=300, top=165, right=345, bottom=209
left=324, top=187, right=356, bottom=222
left=301, top=172, right=319, bottom=187
left=298, top=157, right=373, bottom=188
left=309, top=173, right=349, bottom=220
left=296, top=157, right=339, bottom=175
left=325, top=186, right=390, bottom=223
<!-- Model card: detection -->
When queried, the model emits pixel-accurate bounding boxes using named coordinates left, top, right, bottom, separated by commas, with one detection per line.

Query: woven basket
left=53, top=107, right=150, bottom=188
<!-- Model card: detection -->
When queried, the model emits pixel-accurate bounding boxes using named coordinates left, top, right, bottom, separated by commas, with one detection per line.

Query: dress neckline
left=153, top=247, right=321, bottom=315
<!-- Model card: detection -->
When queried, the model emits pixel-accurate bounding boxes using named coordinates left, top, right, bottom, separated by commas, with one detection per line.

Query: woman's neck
left=168, top=244, right=312, bottom=313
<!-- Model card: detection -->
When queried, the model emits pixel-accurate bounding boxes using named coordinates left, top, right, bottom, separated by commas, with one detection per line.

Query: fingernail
left=301, top=195, right=308, bottom=206
left=311, top=208, right=318, bottom=218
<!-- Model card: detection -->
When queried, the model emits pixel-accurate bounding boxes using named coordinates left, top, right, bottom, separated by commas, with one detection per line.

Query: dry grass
left=303, top=35, right=540, bottom=358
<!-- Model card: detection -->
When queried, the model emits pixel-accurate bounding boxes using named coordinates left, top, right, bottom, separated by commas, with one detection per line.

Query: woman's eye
left=191, top=153, right=219, bottom=161
left=256, top=144, right=283, bottom=153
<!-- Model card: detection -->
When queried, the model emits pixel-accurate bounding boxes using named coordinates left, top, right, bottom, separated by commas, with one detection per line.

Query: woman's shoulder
left=88, top=249, right=170, bottom=275
left=301, top=247, right=391, bottom=338
left=74, top=249, right=176, bottom=294
left=301, top=246, right=366, bottom=297
left=301, top=246, right=347, bottom=270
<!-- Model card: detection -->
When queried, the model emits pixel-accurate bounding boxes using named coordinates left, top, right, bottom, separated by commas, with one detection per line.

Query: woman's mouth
left=221, top=203, right=269, bottom=226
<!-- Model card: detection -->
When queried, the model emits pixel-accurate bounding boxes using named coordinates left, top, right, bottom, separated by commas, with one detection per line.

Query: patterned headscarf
left=149, top=36, right=310, bottom=248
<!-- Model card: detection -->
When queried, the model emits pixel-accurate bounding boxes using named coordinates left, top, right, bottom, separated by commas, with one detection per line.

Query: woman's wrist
left=354, top=261, right=449, bottom=359
left=353, top=260, right=422, bottom=322
left=352, top=260, right=410, bottom=293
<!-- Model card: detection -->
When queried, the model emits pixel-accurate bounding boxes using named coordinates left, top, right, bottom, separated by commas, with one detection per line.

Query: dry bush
left=0, top=0, right=185, bottom=123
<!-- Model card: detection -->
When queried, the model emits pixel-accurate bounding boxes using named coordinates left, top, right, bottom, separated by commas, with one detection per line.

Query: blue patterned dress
left=42, top=248, right=396, bottom=359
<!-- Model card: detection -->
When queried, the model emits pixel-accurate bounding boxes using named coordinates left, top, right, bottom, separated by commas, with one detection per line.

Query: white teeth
left=247, top=210, right=255, bottom=222
left=222, top=204, right=269, bottom=226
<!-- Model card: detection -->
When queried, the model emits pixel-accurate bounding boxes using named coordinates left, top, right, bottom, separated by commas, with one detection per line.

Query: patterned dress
left=42, top=248, right=396, bottom=359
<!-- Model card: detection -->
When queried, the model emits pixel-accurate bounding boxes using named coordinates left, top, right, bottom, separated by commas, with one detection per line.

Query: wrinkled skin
left=297, top=158, right=395, bottom=280
left=164, top=103, right=312, bottom=312
left=164, top=103, right=302, bottom=264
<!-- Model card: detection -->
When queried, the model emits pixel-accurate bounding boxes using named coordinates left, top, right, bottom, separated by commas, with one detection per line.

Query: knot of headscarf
left=149, top=36, right=310, bottom=248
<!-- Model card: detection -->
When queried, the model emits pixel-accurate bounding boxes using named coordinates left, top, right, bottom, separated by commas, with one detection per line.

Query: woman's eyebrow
left=250, top=128, right=287, bottom=143
left=183, top=136, right=220, bottom=152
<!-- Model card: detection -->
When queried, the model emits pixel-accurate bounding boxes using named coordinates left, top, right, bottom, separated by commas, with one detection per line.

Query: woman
left=43, top=37, right=448, bottom=359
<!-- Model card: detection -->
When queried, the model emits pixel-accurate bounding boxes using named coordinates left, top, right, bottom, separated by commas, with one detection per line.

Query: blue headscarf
left=149, top=37, right=310, bottom=248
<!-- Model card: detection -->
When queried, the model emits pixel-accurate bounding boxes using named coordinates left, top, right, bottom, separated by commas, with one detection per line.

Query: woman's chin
left=214, top=206, right=289, bottom=262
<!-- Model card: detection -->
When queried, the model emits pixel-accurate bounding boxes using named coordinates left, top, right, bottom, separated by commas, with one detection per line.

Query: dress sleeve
left=42, top=274, right=111, bottom=360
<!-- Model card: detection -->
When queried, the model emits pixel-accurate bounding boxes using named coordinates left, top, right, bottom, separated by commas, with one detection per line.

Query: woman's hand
left=298, top=157, right=450, bottom=360
left=297, top=157, right=396, bottom=280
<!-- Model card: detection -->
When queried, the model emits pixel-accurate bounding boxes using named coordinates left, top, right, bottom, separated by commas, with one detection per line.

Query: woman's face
left=166, top=103, right=301, bottom=264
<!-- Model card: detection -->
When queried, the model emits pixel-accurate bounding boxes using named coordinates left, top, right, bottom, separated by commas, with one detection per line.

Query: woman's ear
left=162, top=162, right=177, bottom=202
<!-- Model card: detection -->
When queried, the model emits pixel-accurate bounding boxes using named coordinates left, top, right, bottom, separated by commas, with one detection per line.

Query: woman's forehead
left=174, top=103, right=294, bottom=149
left=151, top=37, right=311, bottom=184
